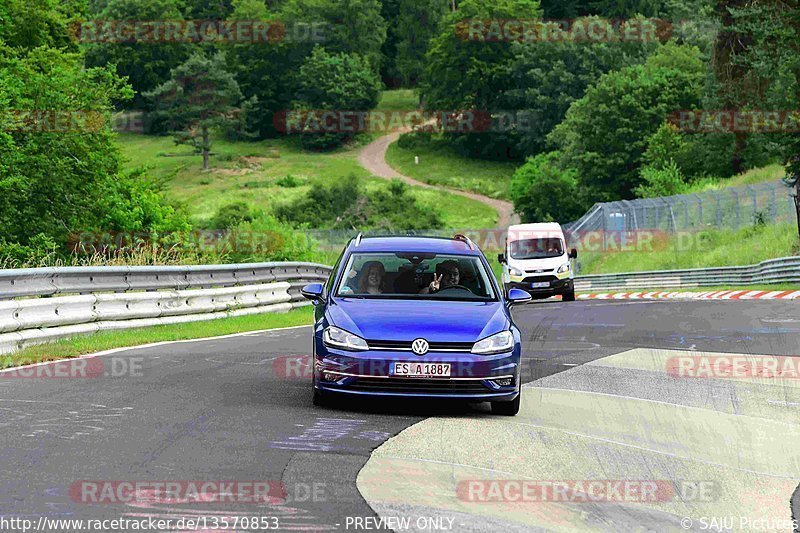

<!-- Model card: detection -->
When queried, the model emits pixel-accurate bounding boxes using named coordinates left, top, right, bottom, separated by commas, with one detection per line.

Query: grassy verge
left=384, top=140, right=518, bottom=200
left=376, top=89, right=418, bottom=112
left=116, top=133, right=495, bottom=230
left=2, top=307, right=314, bottom=370
left=578, top=223, right=799, bottom=275
left=685, top=164, right=786, bottom=193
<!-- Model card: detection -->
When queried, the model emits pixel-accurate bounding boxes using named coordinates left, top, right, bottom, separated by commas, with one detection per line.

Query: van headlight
left=509, top=266, right=524, bottom=277
left=323, top=326, right=369, bottom=351
left=557, top=262, right=570, bottom=273
left=471, top=331, right=514, bottom=355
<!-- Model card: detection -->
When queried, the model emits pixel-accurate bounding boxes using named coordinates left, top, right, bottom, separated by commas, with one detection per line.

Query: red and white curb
left=578, top=290, right=800, bottom=301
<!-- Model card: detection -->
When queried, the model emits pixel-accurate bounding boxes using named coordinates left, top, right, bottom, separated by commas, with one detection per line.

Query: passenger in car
left=420, top=260, right=460, bottom=294
left=357, top=261, right=387, bottom=295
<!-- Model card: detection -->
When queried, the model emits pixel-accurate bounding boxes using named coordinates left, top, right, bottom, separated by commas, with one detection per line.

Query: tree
left=421, top=0, right=541, bottom=111
left=548, top=42, right=705, bottom=201
left=279, top=0, right=387, bottom=71
left=224, top=0, right=299, bottom=138
left=420, top=0, right=541, bottom=159
left=394, top=0, right=448, bottom=87
left=712, top=0, right=800, bottom=237
left=0, top=46, right=133, bottom=245
left=510, top=152, right=587, bottom=222
left=84, top=0, right=194, bottom=108
left=0, top=0, right=79, bottom=51
left=146, top=52, right=249, bottom=170
left=379, top=0, right=402, bottom=86
left=502, top=23, right=654, bottom=156
left=291, top=47, right=381, bottom=150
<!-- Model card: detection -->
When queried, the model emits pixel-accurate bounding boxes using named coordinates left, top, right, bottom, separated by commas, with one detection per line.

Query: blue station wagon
left=301, top=234, right=531, bottom=416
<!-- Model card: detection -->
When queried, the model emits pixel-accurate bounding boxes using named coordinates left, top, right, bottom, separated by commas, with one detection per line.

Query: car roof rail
left=453, top=233, right=475, bottom=250
left=354, top=232, right=363, bottom=246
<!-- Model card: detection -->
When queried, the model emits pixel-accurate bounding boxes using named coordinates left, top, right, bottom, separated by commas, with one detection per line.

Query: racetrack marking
left=579, top=290, right=800, bottom=301
left=358, top=348, right=800, bottom=531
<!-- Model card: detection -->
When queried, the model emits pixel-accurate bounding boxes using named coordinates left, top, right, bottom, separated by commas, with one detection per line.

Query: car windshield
left=336, top=252, right=497, bottom=300
left=509, top=238, right=564, bottom=260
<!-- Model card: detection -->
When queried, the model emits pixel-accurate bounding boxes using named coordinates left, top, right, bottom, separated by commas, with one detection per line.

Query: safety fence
left=564, top=180, right=794, bottom=234
left=573, top=256, right=800, bottom=292
left=309, top=180, right=796, bottom=251
left=0, top=263, right=332, bottom=355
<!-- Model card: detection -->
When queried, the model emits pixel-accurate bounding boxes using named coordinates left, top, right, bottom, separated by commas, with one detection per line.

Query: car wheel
left=562, top=290, right=576, bottom=302
left=491, top=394, right=520, bottom=416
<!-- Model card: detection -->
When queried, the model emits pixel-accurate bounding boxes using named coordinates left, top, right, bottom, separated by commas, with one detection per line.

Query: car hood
left=508, top=254, right=568, bottom=272
left=326, top=298, right=509, bottom=342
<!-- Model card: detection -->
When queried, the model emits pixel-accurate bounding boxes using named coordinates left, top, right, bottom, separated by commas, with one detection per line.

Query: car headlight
left=557, top=262, right=570, bottom=273
left=323, top=326, right=369, bottom=351
left=508, top=266, right=524, bottom=277
left=471, top=330, right=514, bottom=355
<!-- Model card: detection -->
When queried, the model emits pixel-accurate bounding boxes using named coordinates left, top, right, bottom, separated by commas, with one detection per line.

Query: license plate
left=390, top=362, right=451, bottom=377
left=530, top=282, right=550, bottom=288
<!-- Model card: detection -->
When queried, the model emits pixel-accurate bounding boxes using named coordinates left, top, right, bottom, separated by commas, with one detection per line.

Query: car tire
left=562, top=290, right=576, bottom=302
left=313, top=387, right=328, bottom=407
left=491, top=394, right=520, bottom=416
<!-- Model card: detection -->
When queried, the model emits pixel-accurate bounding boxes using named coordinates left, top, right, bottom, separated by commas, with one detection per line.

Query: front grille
left=367, top=340, right=474, bottom=351
left=522, top=275, right=557, bottom=284
left=349, top=378, right=492, bottom=394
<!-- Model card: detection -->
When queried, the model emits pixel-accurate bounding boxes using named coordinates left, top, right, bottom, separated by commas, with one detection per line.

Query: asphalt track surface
left=1, top=299, right=798, bottom=531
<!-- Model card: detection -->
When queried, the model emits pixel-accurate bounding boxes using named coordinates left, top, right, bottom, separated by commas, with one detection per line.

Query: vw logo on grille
left=411, top=338, right=429, bottom=356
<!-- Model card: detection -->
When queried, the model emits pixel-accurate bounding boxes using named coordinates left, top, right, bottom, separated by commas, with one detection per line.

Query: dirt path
left=357, top=131, right=517, bottom=228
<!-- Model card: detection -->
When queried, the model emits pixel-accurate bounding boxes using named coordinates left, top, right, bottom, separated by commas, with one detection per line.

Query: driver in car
left=420, top=260, right=462, bottom=294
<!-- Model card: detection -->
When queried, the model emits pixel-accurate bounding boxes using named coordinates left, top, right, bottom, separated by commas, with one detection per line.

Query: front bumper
left=507, top=278, right=573, bottom=296
left=314, top=342, right=521, bottom=401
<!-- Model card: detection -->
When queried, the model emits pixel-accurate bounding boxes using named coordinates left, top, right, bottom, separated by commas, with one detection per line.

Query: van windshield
left=509, top=238, right=564, bottom=260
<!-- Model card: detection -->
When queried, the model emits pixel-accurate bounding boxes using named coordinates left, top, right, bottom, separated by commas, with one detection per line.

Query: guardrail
left=0, top=263, right=332, bottom=355
left=574, top=256, right=800, bottom=292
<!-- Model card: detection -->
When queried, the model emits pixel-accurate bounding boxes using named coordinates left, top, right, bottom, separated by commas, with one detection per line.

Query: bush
left=634, top=160, right=688, bottom=198
left=510, top=152, right=588, bottom=223
left=223, top=213, right=322, bottom=263
left=97, top=170, right=192, bottom=234
left=208, top=202, right=255, bottom=230
left=276, top=175, right=443, bottom=230
left=275, top=175, right=304, bottom=188
left=396, top=130, right=434, bottom=150
left=548, top=42, right=705, bottom=202
left=0, top=234, right=59, bottom=268
left=292, top=47, right=382, bottom=151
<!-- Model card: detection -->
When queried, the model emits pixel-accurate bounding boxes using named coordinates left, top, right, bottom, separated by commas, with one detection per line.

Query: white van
left=498, top=223, right=577, bottom=301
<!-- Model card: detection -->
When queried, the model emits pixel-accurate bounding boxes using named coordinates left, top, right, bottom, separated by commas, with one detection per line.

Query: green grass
left=116, top=131, right=495, bottom=230
left=578, top=223, right=799, bottom=275
left=685, top=164, right=786, bottom=194
left=385, top=141, right=518, bottom=200
left=2, top=307, right=314, bottom=370
left=376, top=89, right=419, bottom=112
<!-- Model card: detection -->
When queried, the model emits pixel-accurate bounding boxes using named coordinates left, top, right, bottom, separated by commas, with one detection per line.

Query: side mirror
left=506, top=288, right=532, bottom=305
left=497, top=253, right=507, bottom=264
left=569, top=248, right=578, bottom=259
left=301, top=282, right=324, bottom=301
